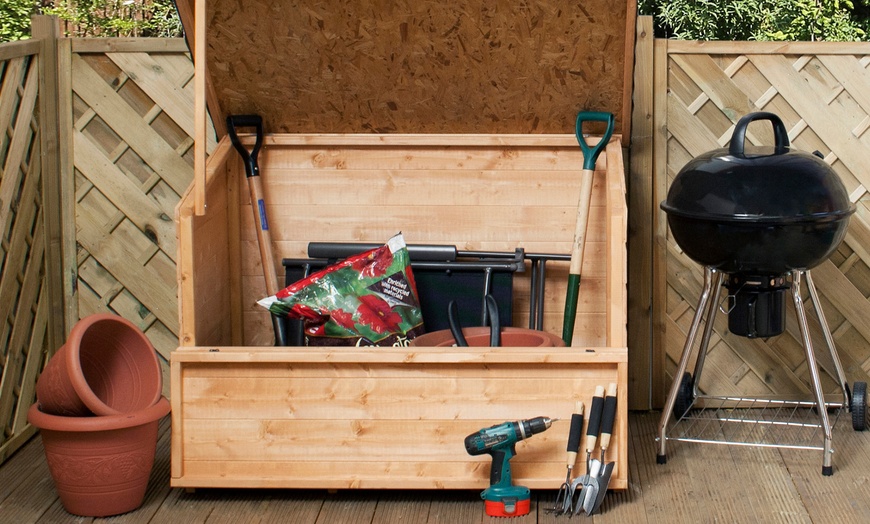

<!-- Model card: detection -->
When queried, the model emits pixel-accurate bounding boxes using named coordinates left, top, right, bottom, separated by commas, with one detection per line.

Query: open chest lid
left=177, top=0, right=636, bottom=138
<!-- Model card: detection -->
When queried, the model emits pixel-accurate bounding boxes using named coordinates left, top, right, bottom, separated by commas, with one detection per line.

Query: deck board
left=5, top=412, right=870, bottom=523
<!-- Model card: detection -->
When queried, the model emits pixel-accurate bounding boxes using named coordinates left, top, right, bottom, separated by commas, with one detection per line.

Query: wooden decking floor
left=2, top=411, right=870, bottom=523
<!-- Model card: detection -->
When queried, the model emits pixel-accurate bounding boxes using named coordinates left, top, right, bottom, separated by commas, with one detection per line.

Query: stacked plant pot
left=28, top=313, right=169, bottom=518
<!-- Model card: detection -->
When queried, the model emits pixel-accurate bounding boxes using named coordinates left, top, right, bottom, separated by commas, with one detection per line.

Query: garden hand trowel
left=583, top=382, right=618, bottom=515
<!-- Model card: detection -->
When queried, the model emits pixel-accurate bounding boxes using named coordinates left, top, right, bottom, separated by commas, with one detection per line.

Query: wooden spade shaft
left=561, top=167, right=595, bottom=344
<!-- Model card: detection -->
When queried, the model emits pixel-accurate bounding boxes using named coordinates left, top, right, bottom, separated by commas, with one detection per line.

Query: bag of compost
left=258, top=233, right=424, bottom=346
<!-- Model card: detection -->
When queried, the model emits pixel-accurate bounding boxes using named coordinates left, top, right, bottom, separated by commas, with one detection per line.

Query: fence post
left=31, top=15, right=66, bottom=354
left=628, top=15, right=655, bottom=410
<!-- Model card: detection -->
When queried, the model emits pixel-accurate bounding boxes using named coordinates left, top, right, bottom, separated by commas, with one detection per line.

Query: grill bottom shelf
left=665, top=395, right=845, bottom=452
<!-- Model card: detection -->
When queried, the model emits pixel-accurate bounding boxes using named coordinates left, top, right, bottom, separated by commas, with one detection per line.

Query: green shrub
left=43, top=0, right=182, bottom=38
left=0, top=0, right=38, bottom=41
left=0, top=1, right=182, bottom=41
left=639, top=0, right=869, bottom=41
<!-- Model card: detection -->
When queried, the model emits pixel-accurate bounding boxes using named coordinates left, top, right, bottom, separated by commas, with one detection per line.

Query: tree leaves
left=639, top=0, right=868, bottom=41
left=0, top=1, right=183, bottom=41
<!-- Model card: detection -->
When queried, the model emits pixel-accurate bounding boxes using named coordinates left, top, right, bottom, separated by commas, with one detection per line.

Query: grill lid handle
left=729, top=112, right=790, bottom=156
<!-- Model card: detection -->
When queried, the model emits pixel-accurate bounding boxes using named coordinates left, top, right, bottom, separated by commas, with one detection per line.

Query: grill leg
left=657, top=266, right=718, bottom=463
left=805, top=270, right=850, bottom=407
left=791, top=270, right=835, bottom=475
left=690, top=270, right=725, bottom=395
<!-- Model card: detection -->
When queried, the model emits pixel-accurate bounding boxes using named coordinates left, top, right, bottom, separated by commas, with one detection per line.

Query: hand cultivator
left=548, top=402, right=584, bottom=515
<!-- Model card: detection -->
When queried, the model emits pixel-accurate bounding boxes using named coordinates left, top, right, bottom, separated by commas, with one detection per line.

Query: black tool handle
left=567, top=402, right=584, bottom=453
left=308, top=242, right=458, bottom=261
left=485, top=294, right=500, bottom=347
left=584, top=385, right=606, bottom=453
left=599, top=383, right=618, bottom=453
left=566, top=401, right=584, bottom=469
left=226, top=114, right=264, bottom=178
left=447, top=300, right=469, bottom=347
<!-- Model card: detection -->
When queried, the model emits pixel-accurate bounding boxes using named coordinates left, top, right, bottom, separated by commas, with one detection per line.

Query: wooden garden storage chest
left=171, top=0, right=634, bottom=491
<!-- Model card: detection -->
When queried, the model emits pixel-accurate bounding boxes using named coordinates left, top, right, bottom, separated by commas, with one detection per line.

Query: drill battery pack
left=485, top=497, right=531, bottom=518
left=482, top=485, right=532, bottom=518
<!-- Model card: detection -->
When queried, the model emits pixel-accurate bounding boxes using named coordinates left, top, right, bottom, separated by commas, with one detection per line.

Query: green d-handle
left=575, top=111, right=615, bottom=171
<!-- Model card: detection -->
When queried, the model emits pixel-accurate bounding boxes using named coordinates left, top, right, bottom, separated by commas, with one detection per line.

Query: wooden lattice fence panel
left=69, top=40, right=214, bottom=393
left=0, top=41, right=49, bottom=463
left=656, top=42, right=870, bottom=401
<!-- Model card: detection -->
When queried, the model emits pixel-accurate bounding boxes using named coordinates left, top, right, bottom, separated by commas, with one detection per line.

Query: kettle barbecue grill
left=656, top=112, right=866, bottom=475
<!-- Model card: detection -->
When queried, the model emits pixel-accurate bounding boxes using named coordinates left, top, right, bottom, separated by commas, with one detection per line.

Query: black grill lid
left=660, top=112, right=855, bottom=274
left=661, top=112, right=854, bottom=224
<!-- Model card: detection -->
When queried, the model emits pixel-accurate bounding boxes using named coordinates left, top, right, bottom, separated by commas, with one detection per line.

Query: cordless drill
left=464, top=416, right=554, bottom=517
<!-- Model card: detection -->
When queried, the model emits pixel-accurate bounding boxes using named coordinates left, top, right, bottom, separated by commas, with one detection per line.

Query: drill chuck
left=518, top=416, right=553, bottom=439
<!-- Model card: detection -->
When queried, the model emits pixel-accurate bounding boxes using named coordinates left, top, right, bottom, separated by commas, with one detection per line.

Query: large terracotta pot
left=27, top=397, right=170, bottom=517
left=36, top=313, right=163, bottom=416
left=410, top=326, right=566, bottom=347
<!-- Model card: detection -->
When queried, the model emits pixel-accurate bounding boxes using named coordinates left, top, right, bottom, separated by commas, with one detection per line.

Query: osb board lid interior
left=180, top=0, right=636, bottom=136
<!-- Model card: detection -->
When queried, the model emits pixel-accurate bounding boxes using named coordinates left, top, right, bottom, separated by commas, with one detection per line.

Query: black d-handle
left=447, top=295, right=501, bottom=347
left=447, top=300, right=469, bottom=347
left=226, top=114, right=264, bottom=178
left=729, top=112, right=789, bottom=156
left=485, top=294, right=500, bottom=347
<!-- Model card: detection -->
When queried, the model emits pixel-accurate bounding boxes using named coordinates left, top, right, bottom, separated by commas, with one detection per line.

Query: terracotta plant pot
left=410, top=326, right=566, bottom=347
left=27, top=397, right=170, bottom=517
left=36, top=313, right=163, bottom=416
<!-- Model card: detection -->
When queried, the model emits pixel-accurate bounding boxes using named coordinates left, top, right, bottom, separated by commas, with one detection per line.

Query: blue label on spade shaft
left=258, top=200, right=269, bottom=230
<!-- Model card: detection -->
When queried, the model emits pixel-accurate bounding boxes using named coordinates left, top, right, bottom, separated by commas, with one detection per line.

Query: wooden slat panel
left=240, top=206, right=606, bottom=246
left=210, top=136, right=624, bottom=347
left=0, top=44, right=48, bottom=465
left=0, top=58, right=28, bottom=160
left=106, top=52, right=217, bottom=151
left=65, top=41, right=214, bottom=387
left=73, top=129, right=177, bottom=256
left=71, top=53, right=193, bottom=195
left=180, top=376, right=615, bottom=420
left=0, top=145, right=41, bottom=353
left=172, top=346, right=627, bottom=490
left=0, top=225, right=45, bottom=436
left=180, top=419, right=566, bottom=462
left=176, top=139, right=234, bottom=348
left=12, top=285, right=48, bottom=435
left=174, top=459, right=555, bottom=490
left=748, top=55, right=870, bottom=189
left=255, top=169, right=605, bottom=206
left=0, top=59, right=39, bottom=244
left=75, top=201, right=180, bottom=334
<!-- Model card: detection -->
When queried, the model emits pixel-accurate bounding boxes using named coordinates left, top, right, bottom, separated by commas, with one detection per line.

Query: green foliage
left=638, top=0, right=869, bottom=41
left=43, top=0, right=182, bottom=38
left=0, top=0, right=38, bottom=41
left=0, top=1, right=182, bottom=41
